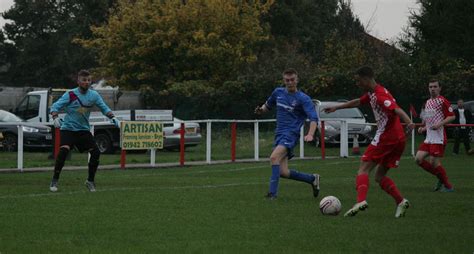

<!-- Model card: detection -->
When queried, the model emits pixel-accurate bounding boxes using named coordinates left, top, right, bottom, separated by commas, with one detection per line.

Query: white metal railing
left=6, top=119, right=419, bottom=171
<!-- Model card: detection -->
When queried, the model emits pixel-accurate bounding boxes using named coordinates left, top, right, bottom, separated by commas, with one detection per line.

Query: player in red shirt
left=415, top=80, right=455, bottom=192
left=324, top=66, right=415, bottom=218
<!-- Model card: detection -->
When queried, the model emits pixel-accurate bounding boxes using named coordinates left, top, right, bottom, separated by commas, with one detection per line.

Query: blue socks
left=269, top=165, right=280, bottom=196
left=289, top=169, right=315, bottom=184
left=268, top=167, right=315, bottom=197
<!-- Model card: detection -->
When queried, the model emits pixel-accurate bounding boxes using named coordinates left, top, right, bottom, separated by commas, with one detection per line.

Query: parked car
left=313, top=100, right=374, bottom=146
left=0, top=110, right=52, bottom=151
left=162, top=118, right=202, bottom=150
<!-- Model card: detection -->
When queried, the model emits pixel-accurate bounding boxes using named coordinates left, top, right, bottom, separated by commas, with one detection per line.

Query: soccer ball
left=319, top=196, right=342, bottom=216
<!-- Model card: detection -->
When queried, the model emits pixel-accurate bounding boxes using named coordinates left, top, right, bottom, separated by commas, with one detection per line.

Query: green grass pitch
left=0, top=155, right=473, bottom=253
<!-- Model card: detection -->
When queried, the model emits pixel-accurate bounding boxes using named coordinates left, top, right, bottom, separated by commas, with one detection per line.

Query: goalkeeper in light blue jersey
left=255, top=68, right=321, bottom=199
left=48, top=70, right=120, bottom=193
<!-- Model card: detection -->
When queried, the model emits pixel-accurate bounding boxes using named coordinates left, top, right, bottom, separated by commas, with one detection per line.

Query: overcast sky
left=351, top=0, right=419, bottom=41
left=1, top=0, right=419, bottom=41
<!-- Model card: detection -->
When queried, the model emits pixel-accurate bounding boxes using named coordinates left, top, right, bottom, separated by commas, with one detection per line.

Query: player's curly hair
left=356, top=66, right=374, bottom=79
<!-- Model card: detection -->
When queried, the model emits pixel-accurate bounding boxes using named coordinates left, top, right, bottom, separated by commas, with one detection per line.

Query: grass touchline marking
left=0, top=182, right=266, bottom=200
left=108, top=165, right=269, bottom=178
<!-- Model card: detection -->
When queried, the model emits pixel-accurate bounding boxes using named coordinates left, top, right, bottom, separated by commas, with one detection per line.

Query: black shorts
left=60, top=130, right=97, bottom=152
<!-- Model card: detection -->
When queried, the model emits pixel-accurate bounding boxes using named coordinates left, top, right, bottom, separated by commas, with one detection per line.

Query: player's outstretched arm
left=323, top=99, right=360, bottom=113
left=394, top=108, right=415, bottom=133
left=254, top=104, right=269, bottom=115
left=304, top=121, right=318, bottom=142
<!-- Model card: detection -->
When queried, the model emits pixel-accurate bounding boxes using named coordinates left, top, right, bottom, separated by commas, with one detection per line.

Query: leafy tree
left=78, top=0, right=274, bottom=118
left=264, top=0, right=364, bottom=62
left=399, top=0, right=474, bottom=101
left=80, top=0, right=274, bottom=89
left=1, top=0, right=116, bottom=86
left=0, top=29, right=15, bottom=76
left=402, top=0, right=474, bottom=64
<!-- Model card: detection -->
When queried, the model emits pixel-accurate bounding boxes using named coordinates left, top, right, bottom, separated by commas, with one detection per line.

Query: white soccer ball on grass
left=319, top=196, right=342, bottom=216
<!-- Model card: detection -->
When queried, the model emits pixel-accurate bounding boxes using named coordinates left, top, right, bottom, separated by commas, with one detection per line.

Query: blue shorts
left=274, top=134, right=298, bottom=160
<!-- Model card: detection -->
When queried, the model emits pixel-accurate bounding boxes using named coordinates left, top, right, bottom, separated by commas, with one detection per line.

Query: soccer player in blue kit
left=255, top=68, right=320, bottom=199
left=49, top=70, right=120, bottom=192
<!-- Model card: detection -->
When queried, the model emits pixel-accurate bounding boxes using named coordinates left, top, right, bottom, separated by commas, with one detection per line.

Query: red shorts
left=418, top=142, right=445, bottom=157
left=361, top=140, right=406, bottom=168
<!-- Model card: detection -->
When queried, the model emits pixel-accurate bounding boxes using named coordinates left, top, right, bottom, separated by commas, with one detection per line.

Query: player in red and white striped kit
left=324, top=66, right=415, bottom=218
left=415, top=80, right=455, bottom=192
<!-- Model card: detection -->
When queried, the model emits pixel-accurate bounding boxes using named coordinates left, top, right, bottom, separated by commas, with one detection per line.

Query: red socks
left=356, top=174, right=406, bottom=205
left=419, top=160, right=453, bottom=189
left=356, top=174, right=369, bottom=203
left=419, top=160, right=438, bottom=175
left=435, top=165, right=453, bottom=189
left=379, top=176, right=403, bottom=204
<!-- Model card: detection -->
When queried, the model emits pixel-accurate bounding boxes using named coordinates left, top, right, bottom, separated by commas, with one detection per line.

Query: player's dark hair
left=78, top=69, right=91, bottom=78
left=282, top=68, right=298, bottom=76
left=429, top=79, right=441, bottom=87
left=356, top=66, right=374, bottom=79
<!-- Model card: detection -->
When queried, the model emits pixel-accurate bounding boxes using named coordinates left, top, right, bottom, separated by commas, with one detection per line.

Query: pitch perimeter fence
left=2, top=120, right=474, bottom=171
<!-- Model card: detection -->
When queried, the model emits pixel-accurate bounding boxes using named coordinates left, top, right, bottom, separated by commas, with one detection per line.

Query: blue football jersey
left=265, top=87, right=318, bottom=136
left=51, top=88, right=112, bottom=131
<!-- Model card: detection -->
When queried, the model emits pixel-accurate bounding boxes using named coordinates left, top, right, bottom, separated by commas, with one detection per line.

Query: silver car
left=314, top=100, right=374, bottom=146
left=162, top=118, right=202, bottom=149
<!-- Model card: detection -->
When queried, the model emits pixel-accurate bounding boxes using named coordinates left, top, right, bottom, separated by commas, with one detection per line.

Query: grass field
left=0, top=155, right=473, bottom=253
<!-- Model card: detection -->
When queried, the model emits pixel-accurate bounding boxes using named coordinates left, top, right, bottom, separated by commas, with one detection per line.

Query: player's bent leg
left=436, top=166, right=454, bottom=192
left=427, top=157, right=452, bottom=190
left=344, top=161, right=374, bottom=217
left=415, top=151, right=436, bottom=174
left=278, top=156, right=290, bottom=178
left=416, top=151, right=442, bottom=191
left=355, top=161, right=374, bottom=202
left=375, top=166, right=404, bottom=205
left=279, top=153, right=320, bottom=197
left=355, top=174, right=369, bottom=203
left=50, top=146, right=70, bottom=192
left=414, top=150, right=429, bottom=166
left=375, top=165, right=410, bottom=217
left=266, top=146, right=287, bottom=199
left=85, top=146, right=100, bottom=192
left=428, top=157, right=442, bottom=191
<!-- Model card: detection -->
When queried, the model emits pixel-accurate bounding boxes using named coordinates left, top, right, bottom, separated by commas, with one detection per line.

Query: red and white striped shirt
left=422, top=96, right=454, bottom=144
left=360, top=84, right=405, bottom=146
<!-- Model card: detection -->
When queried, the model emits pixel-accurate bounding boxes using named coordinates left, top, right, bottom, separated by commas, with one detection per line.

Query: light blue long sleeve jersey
left=265, top=87, right=319, bottom=136
left=51, top=88, right=112, bottom=131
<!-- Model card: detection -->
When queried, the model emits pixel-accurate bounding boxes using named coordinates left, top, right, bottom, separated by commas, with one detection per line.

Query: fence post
left=150, top=148, right=156, bottom=166
left=17, top=125, right=23, bottom=172
left=254, top=121, right=259, bottom=161
left=206, top=121, right=212, bottom=164
left=321, top=121, right=325, bottom=160
left=299, top=125, right=304, bottom=158
left=120, top=149, right=126, bottom=169
left=340, top=120, right=349, bottom=158
left=180, top=122, right=185, bottom=166
left=231, top=122, right=237, bottom=162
